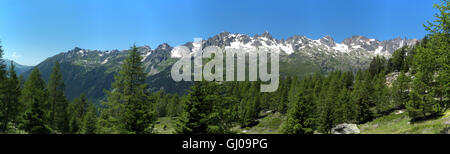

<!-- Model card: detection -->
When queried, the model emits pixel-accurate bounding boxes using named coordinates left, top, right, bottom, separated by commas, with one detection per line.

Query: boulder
left=331, top=123, right=360, bottom=134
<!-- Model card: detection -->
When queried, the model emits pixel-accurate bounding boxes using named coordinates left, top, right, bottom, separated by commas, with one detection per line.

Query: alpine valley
left=22, top=32, right=418, bottom=103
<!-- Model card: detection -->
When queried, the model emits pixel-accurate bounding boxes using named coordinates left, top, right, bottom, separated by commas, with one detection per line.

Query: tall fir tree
left=101, top=45, right=155, bottom=134
left=0, top=41, right=8, bottom=132
left=0, top=61, right=21, bottom=132
left=176, top=81, right=215, bottom=134
left=19, top=68, right=51, bottom=134
left=392, top=72, right=411, bottom=108
left=69, top=94, right=89, bottom=133
left=176, top=81, right=235, bottom=134
left=407, top=0, right=449, bottom=119
left=82, top=104, right=98, bottom=134
left=167, top=94, right=182, bottom=117
left=317, top=73, right=340, bottom=133
left=406, top=71, right=435, bottom=120
left=47, top=62, right=70, bottom=133
left=282, top=89, right=316, bottom=134
left=351, top=70, right=374, bottom=123
left=371, top=73, right=392, bottom=117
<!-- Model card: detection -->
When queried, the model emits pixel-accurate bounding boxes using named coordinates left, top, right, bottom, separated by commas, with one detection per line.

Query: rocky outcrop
left=332, top=123, right=360, bottom=134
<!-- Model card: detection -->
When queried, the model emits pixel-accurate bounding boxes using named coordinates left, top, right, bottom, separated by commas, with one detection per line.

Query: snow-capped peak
left=169, top=32, right=418, bottom=58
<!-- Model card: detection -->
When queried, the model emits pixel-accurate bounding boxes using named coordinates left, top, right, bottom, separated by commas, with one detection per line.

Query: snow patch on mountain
left=168, top=32, right=418, bottom=59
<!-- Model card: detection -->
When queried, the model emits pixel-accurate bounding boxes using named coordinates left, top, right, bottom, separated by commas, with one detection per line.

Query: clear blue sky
left=0, top=0, right=441, bottom=66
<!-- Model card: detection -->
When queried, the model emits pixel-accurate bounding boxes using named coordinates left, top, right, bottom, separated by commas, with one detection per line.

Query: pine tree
left=19, top=74, right=25, bottom=89
left=0, top=61, right=21, bottom=132
left=176, top=81, right=214, bottom=134
left=82, top=104, right=97, bottom=134
left=351, top=70, right=374, bottom=123
left=406, top=71, right=435, bottom=120
left=102, top=45, right=155, bottom=134
left=68, top=94, right=89, bottom=133
left=287, top=77, right=299, bottom=110
left=238, top=82, right=261, bottom=127
left=317, top=73, right=341, bottom=133
left=0, top=41, right=8, bottom=132
left=340, top=87, right=358, bottom=122
left=238, top=97, right=248, bottom=126
left=392, top=72, right=411, bottom=108
left=47, top=62, right=70, bottom=133
left=277, top=77, right=291, bottom=114
left=167, top=94, right=182, bottom=117
left=69, top=116, right=80, bottom=134
left=155, top=90, right=168, bottom=117
left=19, top=68, right=51, bottom=134
left=389, top=47, right=408, bottom=72
left=176, top=81, right=235, bottom=134
left=371, top=73, right=392, bottom=117
left=207, top=93, right=237, bottom=134
left=426, top=0, right=450, bottom=113
left=282, top=89, right=315, bottom=134
left=406, top=0, right=449, bottom=119
left=369, top=56, right=386, bottom=78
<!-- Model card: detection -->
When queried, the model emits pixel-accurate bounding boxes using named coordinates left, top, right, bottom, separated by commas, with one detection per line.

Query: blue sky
left=0, top=0, right=441, bottom=66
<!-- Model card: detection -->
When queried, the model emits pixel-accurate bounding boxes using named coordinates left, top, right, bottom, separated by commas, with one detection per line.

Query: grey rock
left=332, top=123, right=360, bottom=134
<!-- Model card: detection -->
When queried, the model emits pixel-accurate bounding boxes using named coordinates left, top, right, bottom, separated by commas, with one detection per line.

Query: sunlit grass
left=359, top=110, right=450, bottom=134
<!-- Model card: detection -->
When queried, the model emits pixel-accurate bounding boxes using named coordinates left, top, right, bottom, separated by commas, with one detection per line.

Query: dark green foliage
left=0, top=1, right=447, bottom=134
left=240, top=82, right=262, bottom=127
left=392, top=72, right=411, bottom=108
left=338, top=87, right=358, bottom=123
left=47, top=62, right=70, bottom=133
left=277, top=77, right=291, bottom=114
left=101, top=45, right=156, bottom=134
left=166, top=94, right=182, bottom=117
left=154, top=90, right=169, bottom=117
left=371, top=73, right=392, bottom=117
left=0, top=62, right=21, bottom=132
left=368, top=55, right=387, bottom=78
left=0, top=41, right=8, bottom=132
left=68, top=94, right=89, bottom=133
left=388, top=47, right=411, bottom=72
left=19, top=68, right=51, bottom=134
left=282, top=89, right=315, bottom=134
left=82, top=104, right=97, bottom=134
left=317, top=72, right=343, bottom=133
left=69, top=116, right=80, bottom=134
left=176, top=81, right=217, bottom=134
left=21, top=99, right=51, bottom=134
left=406, top=90, right=433, bottom=120
left=176, top=81, right=236, bottom=134
left=406, top=71, right=437, bottom=120
left=406, top=0, right=449, bottom=120
left=351, top=70, right=374, bottom=123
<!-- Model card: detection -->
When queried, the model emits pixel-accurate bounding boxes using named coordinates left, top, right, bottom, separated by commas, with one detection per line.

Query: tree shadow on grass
left=410, top=112, right=444, bottom=124
left=439, top=127, right=450, bottom=134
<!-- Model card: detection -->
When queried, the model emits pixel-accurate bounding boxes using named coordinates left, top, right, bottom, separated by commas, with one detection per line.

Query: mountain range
left=3, top=59, right=33, bottom=74
left=22, top=32, right=418, bottom=103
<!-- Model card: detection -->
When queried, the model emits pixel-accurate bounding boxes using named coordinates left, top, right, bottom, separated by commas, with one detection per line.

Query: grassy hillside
left=359, top=110, right=450, bottom=134
left=234, top=112, right=285, bottom=134
left=153, top=117, right=177, bottom=134
left=154, top=112, right=286, bottom=134
left=154, top=110, right=450, bottom=134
